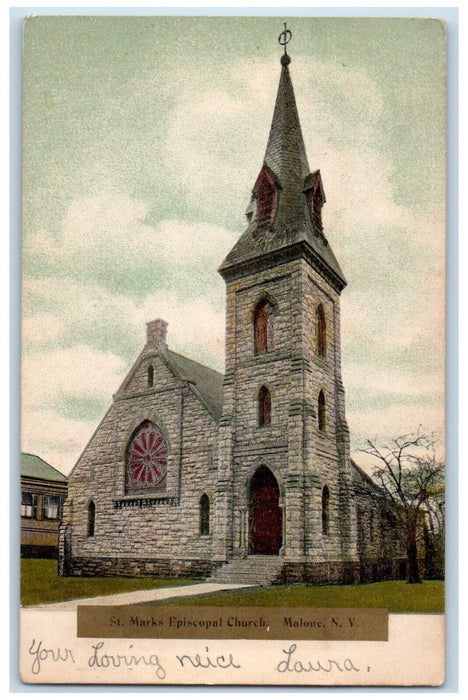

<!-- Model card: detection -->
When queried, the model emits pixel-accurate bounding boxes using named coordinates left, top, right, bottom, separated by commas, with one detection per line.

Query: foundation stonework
left=59, top=50, right=406, bottom=583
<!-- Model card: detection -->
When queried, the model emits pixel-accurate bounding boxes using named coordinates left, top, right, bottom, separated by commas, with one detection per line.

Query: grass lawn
left=160, top=579, right=445, bottom=613
left=21, top=559, right=202, bottom=607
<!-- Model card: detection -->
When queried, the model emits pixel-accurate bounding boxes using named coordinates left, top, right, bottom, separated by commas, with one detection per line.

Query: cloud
left=23, top=270, right=225, bottom=370
left=21, top=409, right=98, bottom=475
left=24, top=196, right=238, bottom=302
left=22, top=345, right=127, bottom=411
left=348, top=402, right=445, bottom=458
left=21, top=42, right=446, bottom=471
left=21, top=303, right=226, bottom=475
left=21, top=345, right=128, bottom=473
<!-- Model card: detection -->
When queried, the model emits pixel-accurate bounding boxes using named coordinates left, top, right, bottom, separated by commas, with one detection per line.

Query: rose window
left=127, top=421, right=167, bottom=488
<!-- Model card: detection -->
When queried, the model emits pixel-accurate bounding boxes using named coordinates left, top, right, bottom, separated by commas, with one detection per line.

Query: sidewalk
left=26, top=582, right=251, bottom=612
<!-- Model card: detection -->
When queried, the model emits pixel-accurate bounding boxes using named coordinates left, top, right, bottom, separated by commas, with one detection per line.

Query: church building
left=59, top=40, right=406, bottom=585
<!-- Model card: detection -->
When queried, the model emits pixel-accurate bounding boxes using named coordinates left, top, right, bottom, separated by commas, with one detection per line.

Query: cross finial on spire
left=278, top=22, right=292, bottom=66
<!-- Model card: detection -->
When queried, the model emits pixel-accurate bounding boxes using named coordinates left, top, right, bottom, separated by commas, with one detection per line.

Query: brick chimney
left=146, top=318, right=168, bottom=351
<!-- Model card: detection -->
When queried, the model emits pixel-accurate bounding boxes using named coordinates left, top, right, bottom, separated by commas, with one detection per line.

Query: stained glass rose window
left=127, top=421, right=167, bottom=488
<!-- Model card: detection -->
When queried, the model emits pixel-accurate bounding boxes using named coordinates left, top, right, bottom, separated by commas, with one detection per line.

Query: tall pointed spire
left=262, top=55, right=310, bottom=229
left=265, top=33, right=310, bottom=180
left=219, top=27, right=346, bottom=291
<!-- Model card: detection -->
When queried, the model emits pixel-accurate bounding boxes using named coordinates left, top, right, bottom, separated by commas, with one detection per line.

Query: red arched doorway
left=248, top=466, right=282, bottom=555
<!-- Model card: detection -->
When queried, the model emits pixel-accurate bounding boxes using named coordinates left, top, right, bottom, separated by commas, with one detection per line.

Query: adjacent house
left=21, top=453, right=68, bottom=558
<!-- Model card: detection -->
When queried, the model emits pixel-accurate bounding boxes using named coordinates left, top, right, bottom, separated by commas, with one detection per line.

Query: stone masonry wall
left=221, top=256, right=355, bottom=564
left=300, top=262, right=356, bottom=562
left=59, top=350, right=219, bottom=574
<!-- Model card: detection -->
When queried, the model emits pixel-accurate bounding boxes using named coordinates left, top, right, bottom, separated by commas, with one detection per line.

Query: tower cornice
left=219, top=239, right=347, bottom=293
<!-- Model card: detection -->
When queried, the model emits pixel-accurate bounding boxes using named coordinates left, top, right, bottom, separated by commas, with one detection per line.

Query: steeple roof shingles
left=219, top=58, right=346, bottom=290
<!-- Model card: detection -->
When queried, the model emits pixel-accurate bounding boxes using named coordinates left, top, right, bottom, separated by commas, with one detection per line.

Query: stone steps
left=207, top=556, right=284, bottom=586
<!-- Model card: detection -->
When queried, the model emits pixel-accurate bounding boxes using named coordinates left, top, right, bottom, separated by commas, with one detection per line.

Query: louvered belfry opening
left=256, top=172, right=276, bottom=226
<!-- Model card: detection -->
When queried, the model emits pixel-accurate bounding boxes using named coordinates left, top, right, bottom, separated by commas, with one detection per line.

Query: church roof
left=351, top=459, right=391, bottom=501
left=219, top=58, right=346, bottom=290
left=21, top=452, right=68, bottom=483
left=163, top=349, right=224, bottom=422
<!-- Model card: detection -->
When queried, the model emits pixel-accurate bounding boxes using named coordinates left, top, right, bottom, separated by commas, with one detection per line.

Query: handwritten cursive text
left=28, top=639, right=75, bottom=675
left=276, top=644, right=360, bottom=674
left=177, top=646, right=241, bottom=670
left=88, top=641, right=166, bottom=678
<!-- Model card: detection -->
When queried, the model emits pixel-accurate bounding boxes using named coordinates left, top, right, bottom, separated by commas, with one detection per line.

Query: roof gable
left=113, top=344, right=224, bottom=423
left=163, top=350, right=224, bottom=422
left=21, top=453, right=68, bottom=482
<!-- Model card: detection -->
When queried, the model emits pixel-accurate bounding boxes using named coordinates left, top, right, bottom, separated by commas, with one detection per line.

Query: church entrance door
left=248, top=466, right=282, bottom=555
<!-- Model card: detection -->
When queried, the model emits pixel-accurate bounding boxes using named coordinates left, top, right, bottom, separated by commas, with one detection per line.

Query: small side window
left=318, top=390, right=326, bottom=432
left=322, top=486, right=330, bottom=535
left=43, top=495, right=60, bottom=520
left=200, top=494, right=210, bottom=536
left=21, top=492, right=37, bottom=518
left=316, top=304, right=326, bottom=357
left=258, top=385, right=271, bottom=427
left=87, top=501, right=96, bottom=537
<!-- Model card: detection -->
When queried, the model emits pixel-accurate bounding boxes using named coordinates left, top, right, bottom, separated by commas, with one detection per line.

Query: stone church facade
left=59, top=49, right=407, bottom=584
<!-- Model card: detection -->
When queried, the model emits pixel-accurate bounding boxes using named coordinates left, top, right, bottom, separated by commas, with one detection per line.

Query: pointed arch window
left=322, top=486, right=330, bottom=535
left=257, top=178, right=275, bottom=225
left=87, top=501, right=95, bottom=537
left=148, top=365, right=154, bottom=388
left=318, top=390, right=326, bottom=432
left=200, top=494, right=210, bottom=536
left=258, top=385, right=271, bottom=427
left=253, top=166, right=279, bottom=227
left=316, top=304, right=326, bottom=357
left=254, top=299, right=274, bottom=354
left=304, top=170, right=326, bottom=235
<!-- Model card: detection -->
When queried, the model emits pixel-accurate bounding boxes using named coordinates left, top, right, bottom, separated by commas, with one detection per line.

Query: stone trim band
left=113, top=497, right=180, bottom=509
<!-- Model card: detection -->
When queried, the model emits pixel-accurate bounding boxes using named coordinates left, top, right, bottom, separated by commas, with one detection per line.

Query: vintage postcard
left=20, top=15, right=446, bottom=685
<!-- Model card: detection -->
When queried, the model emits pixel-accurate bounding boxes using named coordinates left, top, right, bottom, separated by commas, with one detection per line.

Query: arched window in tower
left=126, top=420, right=168, bottom=491
left=254, top=299, right=274, bottom=354
left=87, top=501, right=95, bottom=537
left=322, top=486, right=330, bottom=535
left=318, top=390, right=326, bottom=432
left=147, top=365, right=154, bottom=388
left=316, top=304, right=326, bottom=357
left=199, top=494, right=210, bottom=536
left=258, top=385, right=271, bottom=427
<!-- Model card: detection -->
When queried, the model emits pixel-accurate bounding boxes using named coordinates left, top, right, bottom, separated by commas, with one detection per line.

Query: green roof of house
left=21, top=453, right=68, bottom=483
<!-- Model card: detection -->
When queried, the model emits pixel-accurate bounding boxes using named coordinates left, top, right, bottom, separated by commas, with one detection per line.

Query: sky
left=21, top=16, right=446, bottom=474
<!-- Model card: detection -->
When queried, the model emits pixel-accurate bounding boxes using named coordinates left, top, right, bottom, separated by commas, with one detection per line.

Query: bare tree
left=360, top=432, right=445, bottom=584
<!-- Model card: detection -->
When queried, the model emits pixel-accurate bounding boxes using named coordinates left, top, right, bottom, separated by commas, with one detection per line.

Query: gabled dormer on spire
left=303, top=169, right=327, bottom=240
left=252, top=165, right=282, bottom=228
left=219, top=29, right=346, bottom=291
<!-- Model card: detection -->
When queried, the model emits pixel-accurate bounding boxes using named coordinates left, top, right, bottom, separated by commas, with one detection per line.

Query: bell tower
left=214, top=27, right=357, bottom=579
